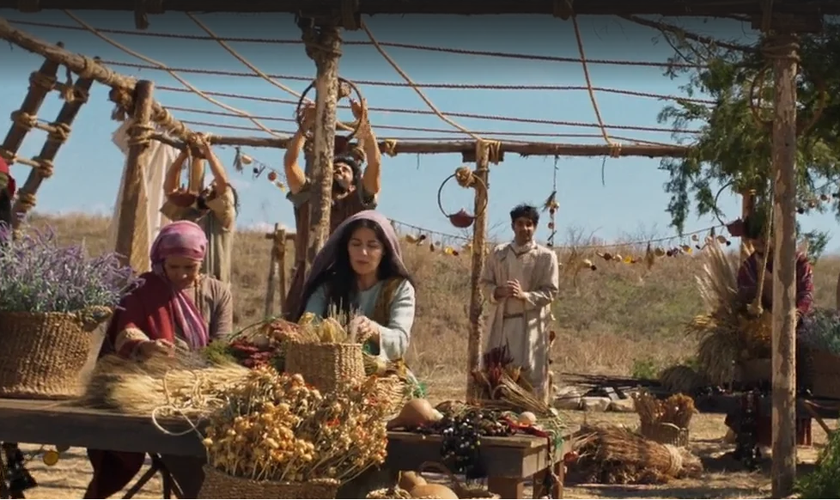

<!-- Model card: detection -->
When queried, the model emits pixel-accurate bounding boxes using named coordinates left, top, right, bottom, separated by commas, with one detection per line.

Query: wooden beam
left=1, top=55, right=60, bottom=158
left=0, top=0, right=835, bottom=16
left=303, top=24, right=342, bottom=266
left=466, top=144, right=491, bottom=404
left=114, top=80, right=155, bottom=272
left=152, top=134, right=690, bottom=158
left=768, top=32, right=798, bottom=498
left=0, top=18, right=197, bottom=145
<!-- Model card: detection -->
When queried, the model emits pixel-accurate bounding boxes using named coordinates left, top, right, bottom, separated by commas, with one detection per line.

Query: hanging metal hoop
left=294, top=77, right=365, bottom=145
left=436, top=168, right=488, bottom=229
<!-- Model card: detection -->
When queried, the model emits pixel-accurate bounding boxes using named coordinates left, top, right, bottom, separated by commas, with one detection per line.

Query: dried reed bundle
left=79, top=353, right=250, bottom=420
left=571, top=425, right=702, bottom=485
left=687, top=242, right=763, bottom=385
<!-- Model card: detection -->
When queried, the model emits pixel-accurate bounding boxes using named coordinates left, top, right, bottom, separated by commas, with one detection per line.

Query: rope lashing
left=609, top=143, right=622, bottom=158
left=47, top=122, right=72, bottom=143
left=381, top=139, right=398, bottom=157
left=10, top=110, right=37, bottom=131
left=301, top=25, right=343, bottom=62
left=0, top=148, right=16, bottom=164
left=126, top=122, right=156, bottom=147
left=484, top=140, right=502, bottom=164
left=16, top=192, right=37, bottom=212
left=28, top=71, right=56, bottom=92
left=55, top=82, right=90, bottom=103
left=34, top=158, right=54, bottom=179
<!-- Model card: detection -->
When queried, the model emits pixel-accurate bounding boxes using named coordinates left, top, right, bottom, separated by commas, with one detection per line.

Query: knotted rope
left=664, top=444, right=684, bottom=477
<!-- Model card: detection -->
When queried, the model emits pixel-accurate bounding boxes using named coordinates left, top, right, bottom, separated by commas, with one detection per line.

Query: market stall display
left=199, top=366, right=389, bottom=498
left=0, top=226, right=139, bottom=399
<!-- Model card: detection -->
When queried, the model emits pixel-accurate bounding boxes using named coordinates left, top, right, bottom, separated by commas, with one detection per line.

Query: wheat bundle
left=686, top=241, right=766, bottom=385
left=571, top=425, right=702, bottom=485
left=79, top=354, right=250, bottom=418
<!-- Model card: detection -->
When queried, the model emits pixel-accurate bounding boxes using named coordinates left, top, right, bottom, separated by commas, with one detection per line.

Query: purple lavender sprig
left=0, top=223, right=141, bottom=313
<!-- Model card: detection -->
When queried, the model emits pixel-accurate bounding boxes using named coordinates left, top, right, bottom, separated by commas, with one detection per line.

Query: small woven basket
left=640, top=422, right=690, bottom=448
left=198, top=466, right=341, bottom=499
left=374, top=375, right=412, bottom=416
left=418, top=461, right=500, bottom=499
left=366, top=486, right=412, bottom=499
left=0, top=308, right=110, bottom=399
left=284, top=342, right=365, bottom=392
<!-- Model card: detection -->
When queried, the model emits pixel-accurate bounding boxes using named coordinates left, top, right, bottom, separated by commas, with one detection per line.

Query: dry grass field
left=13, top=213, right=840, bottom=498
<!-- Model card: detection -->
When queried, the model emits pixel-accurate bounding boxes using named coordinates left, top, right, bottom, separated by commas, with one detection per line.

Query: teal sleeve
left=373, top=280, right=415, bottom=361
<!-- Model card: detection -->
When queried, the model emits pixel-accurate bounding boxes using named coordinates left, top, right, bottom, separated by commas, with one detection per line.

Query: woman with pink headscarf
left=84, top=221, right=233, bottom=499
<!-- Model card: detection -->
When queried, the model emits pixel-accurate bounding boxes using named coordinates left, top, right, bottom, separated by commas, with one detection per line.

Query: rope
left=167, top=107, right=679, bottom=143
left=105, top=60, right=714, bottom=104
left=361, top=19, right=482, bottom=142
left=391, top=217, right=725, bottom=250
left=156, top=86, right=702, bottom=134
left=572, top=16, right=614, bottom=148
left=663, top=444, right=684, bottom=476
left=10, top=110, right=37, bottom=131
left=47, top=122, right=71, bottom=143
left=28, top=71, right=56, bottom=92
left=6, top=17, right=705, bottom=69
left=184, top=12, right=308, bottom=104
left=62, top=10, right=282, bottom=138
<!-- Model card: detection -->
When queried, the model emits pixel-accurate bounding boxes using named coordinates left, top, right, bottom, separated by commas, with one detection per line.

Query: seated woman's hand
left=137, top=339, right=174, bottom=359
left=350, top=315, right=380, bottom=344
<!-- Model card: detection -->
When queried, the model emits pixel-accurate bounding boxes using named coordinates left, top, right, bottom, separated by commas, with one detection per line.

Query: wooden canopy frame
left=0, top=3, right=818, bottom=494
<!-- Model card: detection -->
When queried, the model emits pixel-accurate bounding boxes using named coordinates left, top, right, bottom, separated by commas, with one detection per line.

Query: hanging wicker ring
left=295, top=77, right=365, bottom=156
left=437, top=168, right=488, bottom=229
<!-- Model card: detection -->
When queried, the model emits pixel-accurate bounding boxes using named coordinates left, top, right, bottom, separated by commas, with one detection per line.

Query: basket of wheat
left=634, top=392, right=695, bottom=448
left=283, top=314, right=365, bottom=392
left=199, top=366, right=389, bottom=499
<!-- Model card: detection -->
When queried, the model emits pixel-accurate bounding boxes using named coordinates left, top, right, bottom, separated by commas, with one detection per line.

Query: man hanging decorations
left=0, top=157, right=15, bottom=227
left=480, top=204, right=560, bottom=403
left=282, top=98, right=383, bottom=318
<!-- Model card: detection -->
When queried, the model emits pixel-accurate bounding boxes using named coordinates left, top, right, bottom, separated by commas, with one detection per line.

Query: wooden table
left=0, top=399, right=567, bottom=499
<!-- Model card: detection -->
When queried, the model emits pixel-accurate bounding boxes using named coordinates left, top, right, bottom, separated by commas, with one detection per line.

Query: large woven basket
left=199, top=466, right=341, bottom=499
left=284, top=342, right=365, bottom=392
left=808, top=350, right=840, bottom=400
left=0, top=308, right=110, bottom=399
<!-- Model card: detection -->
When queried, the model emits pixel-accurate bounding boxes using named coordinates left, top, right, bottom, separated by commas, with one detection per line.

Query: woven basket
left=375, top=375, right=411, bottom=416
left=366, top=486, right=411, bottom=499
left=199, top=466, right=341, bottom=499
left=0, top=308, right=110, bottom=399
left=640, top=422, right=689, bottom=448
left=808, top=350, right=840, bottom=400
left=418, top=462, right=500, bottom=499
left=284, top=342, right=365, bottom=392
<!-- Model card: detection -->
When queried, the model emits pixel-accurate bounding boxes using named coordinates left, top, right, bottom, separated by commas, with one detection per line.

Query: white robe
left=481, top=241, right=559, bottom=401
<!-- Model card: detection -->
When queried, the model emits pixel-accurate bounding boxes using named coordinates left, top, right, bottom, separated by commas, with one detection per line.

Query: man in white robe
left=481, top=204, right=560, bottom=402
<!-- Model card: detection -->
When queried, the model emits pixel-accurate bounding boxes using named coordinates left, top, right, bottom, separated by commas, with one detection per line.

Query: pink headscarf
left=149, top=221, right=209, bottom=349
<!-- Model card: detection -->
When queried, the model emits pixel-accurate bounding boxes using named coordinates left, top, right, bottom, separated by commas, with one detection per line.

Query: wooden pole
left=264, top=223, right=279, bottom=318
left=740, top=189, right=756, bottom=261
left=1, top=1, right=837, bottom=17
left=278, top=229, right=288, bottom=312
left=114, top=80, right=155, bottom=272
left=466, top=142, right=491, bottom=402
left=0, top=55, right=60, bottom=158
left=768, top=32, right=799, bottom=498
left=152, top=133, right=689, bottom=158
left=302, top=24, right=341, bottom=265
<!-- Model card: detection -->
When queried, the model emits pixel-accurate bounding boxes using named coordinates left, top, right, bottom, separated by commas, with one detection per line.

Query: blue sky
left=2, top=11, right=838, bottom=251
